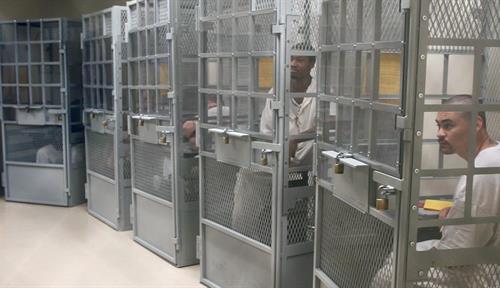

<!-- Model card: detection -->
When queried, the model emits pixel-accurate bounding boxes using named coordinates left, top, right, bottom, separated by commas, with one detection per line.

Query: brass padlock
left=376, top=198, right=389, bottom=210
left=260, top=152, right=268, bottom=166
left=159, top=133, right=167, bottom=144
left=102, top=120, right=108, bottom=128
left=334, top=159, right=344, bottom=174
left=139, top=119, right=145, bottom=126
left=222, top=134, right=229, bottom=144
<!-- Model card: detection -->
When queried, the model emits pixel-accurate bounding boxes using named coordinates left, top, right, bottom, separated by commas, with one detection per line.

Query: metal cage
left=0, top=19, right=84, bottom=206
left=198, top=0, right=319, bottom=287
left=126, top=0, right=199, bottom=267
left=314, top=0, right=500, bottom=287
left=82, top=6, right=131, bottom=231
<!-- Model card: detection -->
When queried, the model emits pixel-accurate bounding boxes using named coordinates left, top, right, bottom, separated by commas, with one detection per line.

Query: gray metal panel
left=87, top=173, right=119, bottom=228
left=127, top=0, right=199, bottom=267
left=0, top=18, right=85, bottom=207
left=6, top=164, right=66, bottom=206
left=203, top=225, right=272, bottom=288
left=134, top=191, right=176, bottom=260
left=314, top=0, right=406, bottom=287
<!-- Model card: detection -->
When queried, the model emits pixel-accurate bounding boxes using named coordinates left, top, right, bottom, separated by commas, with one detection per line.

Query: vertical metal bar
left=275, top=1, right=287, bottom=286
left=368, top=0, right=382, bottom=163
left=397, top=0, right=425, bottom=286
left=437, top=54, right=449, bottom=168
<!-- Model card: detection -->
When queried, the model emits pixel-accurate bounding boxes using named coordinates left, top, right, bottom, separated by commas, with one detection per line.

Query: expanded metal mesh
left=428, top=0, right=500, bottom=40
left=123, top=157, right=131, bottom=179
left=203, top=157, right=238, bottom=229
left=87, top=130, right=115, bottom=180
left=184, top=162, right=199, bottom=202
left=203, top=158, right=273, bottom=246
left=4, top=124, right=63, bottom=164
left=255, top=0, right=275, bottom=11
left=178, top=0, right=198, bottom=56
left=288, top=0, right=319, bottom=50
left=482, top=47, right=500, bottom=141
left=411, top=264, right=500, bottom=288
left=253, top=13, right=275, bottom=52
left=133, top=139, right=173, bottom=202
left=318, top=188, right=394, bottom=288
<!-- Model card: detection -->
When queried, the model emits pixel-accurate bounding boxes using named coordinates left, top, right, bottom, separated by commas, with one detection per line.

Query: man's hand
left=182, top=120, right=198, bottom=149
left=439, top=207, right=451, bottom=220
left=182, top=120, right=196, bottom=139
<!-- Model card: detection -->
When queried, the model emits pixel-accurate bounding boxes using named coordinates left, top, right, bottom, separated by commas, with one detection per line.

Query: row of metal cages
left=196, top=1, right=500, bottom=288
left=81, top=0, right=200, bottom=268
left=0, top=19, right=85, bottom=206
left=1, top=0, right=500, bottom=287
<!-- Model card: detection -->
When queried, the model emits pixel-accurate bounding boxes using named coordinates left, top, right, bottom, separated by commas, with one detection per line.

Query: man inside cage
left=417, top=94, right=500, bottom=251
left=231, top=43, right=317, bottom=243
left=372, top=94, right=500, bottom=287
left=260, top=43, right=317, bottom=166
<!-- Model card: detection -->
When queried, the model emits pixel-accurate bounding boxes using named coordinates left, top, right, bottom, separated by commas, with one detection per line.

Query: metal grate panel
left=184, top=163, right=199, bottom=202
left=482, top=48, right=500, bottom=141
left=289, top=0, right=320, bottom=49
left=254, top=0, right=275, bottom=11
left=203, top=157, right=238, bottom=229
left=122, top=156, right=131, bottom=179
left=5, top=125, right=63, bottom=164
left=220, top=18, right=233, bottom=52
left=287, top=194, right=314, bottom=244
left=253, top=13, right=275, bottom=52
left=121, top=10, right=128, bottom=41
left=202, top=0, right=217, bottom=17
left=428, top=0, right=500, bottom=40
left=412, top=264, right=500, bottom=288
left=235, top=16, right=250, bottom=52
left=133, top=139, right=173, bottom=202
left=158, top=0, right=169, bottom=23
left=203, top=158, right=273, bottom=246
left=87, top=131, right=115, bottom=180
left=319, top=188, right=394, bottom=288
left=381, top=0, right=403, bottom=42
left=232, top=168, right=273, bottom=246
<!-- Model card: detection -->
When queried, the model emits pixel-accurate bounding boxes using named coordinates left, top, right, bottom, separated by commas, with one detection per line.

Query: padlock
left=139, top=119, right=145, bottom=126
left=222, top=134, right=229, bottom=144
left=376, top=198, right=389, bottom=210
left=102, top=120, right=108, bottom=128
left=334, top=159, right=344, bottom=174
left=260, top=153, right=268, bottom=166
left=91, top=113, right=96, bottom=119
left=159, top=133, right=167, bottom=144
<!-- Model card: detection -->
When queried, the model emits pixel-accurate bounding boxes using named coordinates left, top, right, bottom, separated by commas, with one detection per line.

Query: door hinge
left=172, top=237, right=180, bottom=251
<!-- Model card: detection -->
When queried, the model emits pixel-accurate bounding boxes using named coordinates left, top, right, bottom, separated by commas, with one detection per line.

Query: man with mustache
left=419, top=94, right=500, bottom=250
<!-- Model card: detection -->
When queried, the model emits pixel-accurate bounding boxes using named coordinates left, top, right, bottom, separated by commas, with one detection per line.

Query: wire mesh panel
left=199, top=0, right=319, bottom=287
left=82, top=6, right=131, bottom=230
left=404, top=0, right=500, bottom=287
left=133, top=139, right=172, bottom=202
left=318, top=188, right=394, bottom=288
left=0, top=19, right=84, bottom=207
left=314, top=0, right=407, bottom=287
left=127, top=0, right=199, bottom=267
left=86, top=130, right=115, bottom=180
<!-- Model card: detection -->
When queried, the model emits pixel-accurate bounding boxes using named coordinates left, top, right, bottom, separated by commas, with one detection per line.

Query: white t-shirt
left=418, top=142, right=500, bottom=250
left=259, top=77, right=317, bottom=166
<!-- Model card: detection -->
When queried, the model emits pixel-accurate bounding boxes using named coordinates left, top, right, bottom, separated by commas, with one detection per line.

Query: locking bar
left=208, top=128, right=250, bottom=139
left=321, top=150, right=368, bottom=168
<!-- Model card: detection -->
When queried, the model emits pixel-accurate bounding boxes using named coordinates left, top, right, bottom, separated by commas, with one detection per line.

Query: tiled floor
left=0, top=197, right=204, bottom=288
